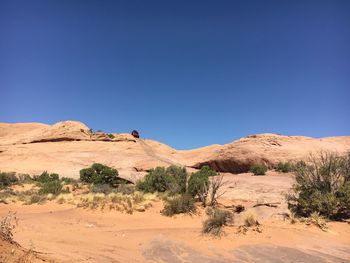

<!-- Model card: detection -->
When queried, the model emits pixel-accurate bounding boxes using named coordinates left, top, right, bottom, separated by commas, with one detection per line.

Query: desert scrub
left=0, top=172, right=18, bottom=188
left=38, top=180, right=64, bottom=195
left=250, top=164, right=268, bottom=175
left=243, top=212, right=259, bottom=227
left=0, top=188, right=16, bottom=204
left=33, top=171, right=59, bottom=183
left=80, top=163, right=130, bottom=187
left=161, top=194, right=196, bottom=216
left=276, top=162, right=292, bottom=173
left=76, top=191, right=153, bottom=213
left=24, top=194, right=47, bottom=205
left=0, top=211, right=18, bottom=243
left=188, top=166, right=216, bottom=206
left=287, top=152, right=350, bottom=220
left=202, top=208, right=233, bottom=236
left=136, top=165, right=187, bottom=194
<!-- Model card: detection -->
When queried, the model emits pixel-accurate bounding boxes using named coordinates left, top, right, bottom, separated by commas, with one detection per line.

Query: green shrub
left=187, top=166, right=215, bottom=205
left=161, top=194, right=196, bottom=216
left=250, top=164, right=268, bottom=175
left=287, top=152, right=350, bottom=220
left=39, top=180, right=63, bottom=195
left=276, top=162, right=292, bottom=173
left=0, top=172, right=18, bottom=188
left=33, top=171, right=59, bottom=183
left=17, top=174, right=34, bottom=184
left=136, top=166, right=184, bottom=194
left=80, top=163, right=128, bottom=187
left=165, top=165, right=187, bottom=194
left=202, top=208, right=233, bottom=236
left=61, top=177, right=78, bottom=185
left=108, top=134, right=115, bottom=139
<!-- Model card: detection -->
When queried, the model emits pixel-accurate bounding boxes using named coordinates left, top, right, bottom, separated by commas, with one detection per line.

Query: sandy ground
left=1, top=173, right=350, bottom=263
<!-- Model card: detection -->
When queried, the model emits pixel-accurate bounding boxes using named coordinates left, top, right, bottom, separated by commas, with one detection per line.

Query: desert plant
left=250, top=164, right=268, bottom=175
left=0, top=172, right=18, bottom=188
left=276, top=162, right=292, bottom=173
left=208, top=173, right=227, bottom=206
left=287, top=152, right=350, bottom=220
left=38, top=180, right=63, bottom=195
left=0, top=211, right=18, bottom=243
left=91, top=184, right=117, bottom=195
left=307, top=212, right=328, bottom=231
left=165, top=165, right=187, bottom=194
left=33, top=171, right=59, bottom=183
left=136, top=167, right=176, bottom=193
left=80, top=163, right=128, bottom=187
left=161, top=194, right=196, bottom=216
left=61, top=177, right=78, bottom=185
left=243, top=212, right=259, bottom=227
left=202, top=208, right=233, bottom=236
left=17, top=174, right=34, bottom=184
left=108, top=133, right=115, bottom=139
left=24, top=194, right=47, bottom=205
left=188, top=166, right=215, bottom=206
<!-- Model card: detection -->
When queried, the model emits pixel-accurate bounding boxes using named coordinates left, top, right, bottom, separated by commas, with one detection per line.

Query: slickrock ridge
left=0, top=121, right=349, bottom=181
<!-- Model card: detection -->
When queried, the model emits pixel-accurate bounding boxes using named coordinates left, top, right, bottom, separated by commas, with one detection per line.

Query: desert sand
left=1, top=173, right=350, bottom=262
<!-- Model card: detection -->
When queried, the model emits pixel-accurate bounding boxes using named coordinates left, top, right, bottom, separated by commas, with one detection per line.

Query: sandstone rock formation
left=0, top=121, right=349, bottom=181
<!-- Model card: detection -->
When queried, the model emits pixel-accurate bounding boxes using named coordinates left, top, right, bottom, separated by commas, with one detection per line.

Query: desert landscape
left=1, top=121, right=350, bottom=262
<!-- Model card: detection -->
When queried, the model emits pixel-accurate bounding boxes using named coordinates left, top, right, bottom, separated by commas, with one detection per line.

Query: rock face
left=188, top=134, right=350, bottom=173
left=0, top=121, right=349, bottom=181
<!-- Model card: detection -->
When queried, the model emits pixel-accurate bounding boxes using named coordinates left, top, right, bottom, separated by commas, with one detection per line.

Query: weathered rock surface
left=0, top=121, right=349, bottom=181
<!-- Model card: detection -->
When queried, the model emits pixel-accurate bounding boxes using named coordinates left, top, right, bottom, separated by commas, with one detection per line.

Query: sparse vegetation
left=243, top=212, right=259, bottom=227
left=75, top=191, right=154, bottom=214
left=0, top=211, right=17, bottom=243
left=107, top=133, right=115, bottom=139
left=161, top=194, right=196, bottom=216
left=287, top=152, right=350, bottom=220
left=38, top=180, right=64, bottom=195
left=202, top=208, right=233, bottom=236
left=80, top=163, right=129, bottom=187
left=208, top=173, right=227, bottom=206
left=276, top=162, right=292, bottom=173
left=250, top=164, right=268, bottom=175
left=0, top=172, right=18, bottom=188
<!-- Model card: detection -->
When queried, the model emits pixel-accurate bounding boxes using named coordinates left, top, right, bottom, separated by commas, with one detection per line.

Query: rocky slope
left=0, top=121, right=349, bottom=181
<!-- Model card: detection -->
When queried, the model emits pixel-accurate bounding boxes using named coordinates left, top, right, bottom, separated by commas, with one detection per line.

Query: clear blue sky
left=0, top=0, right=349, bottom=149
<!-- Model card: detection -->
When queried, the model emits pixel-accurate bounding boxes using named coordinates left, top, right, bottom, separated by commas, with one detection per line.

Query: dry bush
left=243, top=212, right=259, bottom=227
left=0, top=211, right=18, bottom=243
left=161, top=194, right=196, bottom=216
left=202, top=208, right=233, bottom=236
left=76, top=191, right=153, bottom=214
left=208, top=173, right=227, bottom=206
